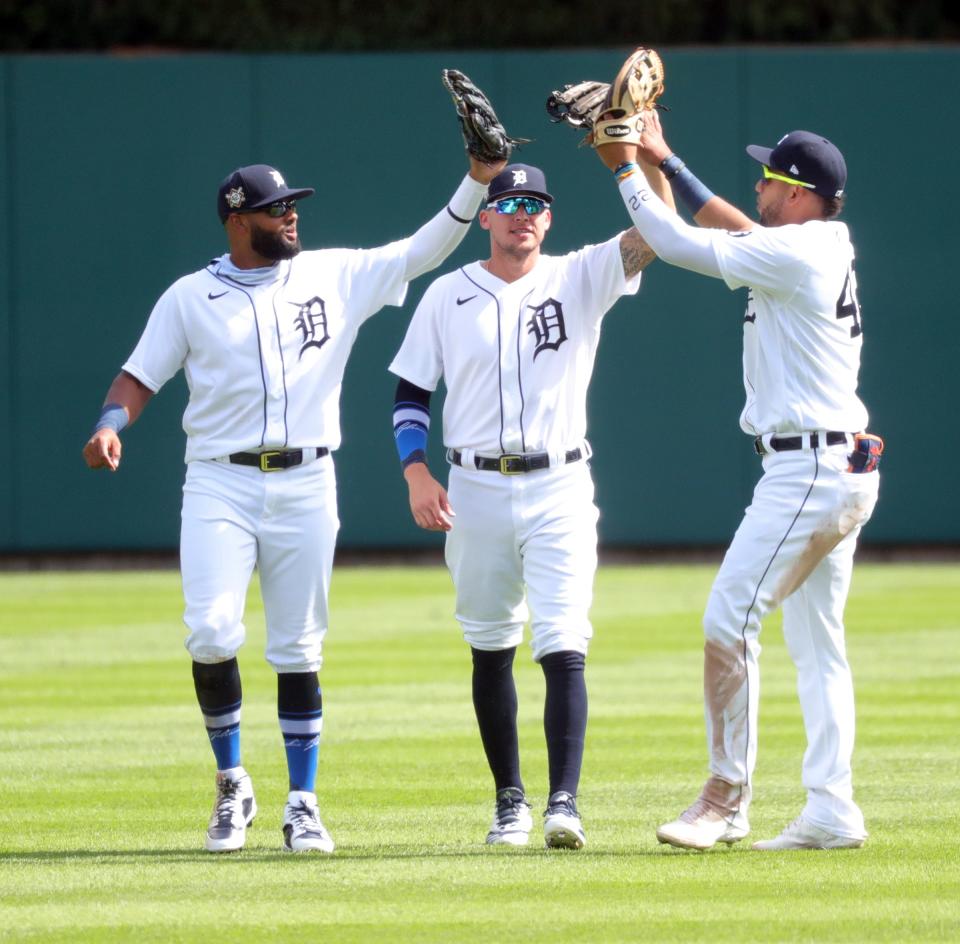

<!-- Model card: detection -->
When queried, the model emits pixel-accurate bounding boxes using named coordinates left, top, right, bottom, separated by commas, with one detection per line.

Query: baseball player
left=593, top=110, right=882, bottom=850
left=388, top=162, right=672, bottom=848
left=82, top=151, right=506, bottom=854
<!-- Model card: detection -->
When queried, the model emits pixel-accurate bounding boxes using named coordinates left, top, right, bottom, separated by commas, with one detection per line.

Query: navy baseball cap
left=746, top=131, right=847, bottom=199
left=487, top=164, right=554, bottom=204
left=217, top=164, right=315, bottom=222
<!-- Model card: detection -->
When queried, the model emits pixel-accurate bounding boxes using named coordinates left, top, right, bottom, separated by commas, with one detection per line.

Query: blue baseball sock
left=278, top=672, right=323, bottom=793
left=192, top=658, right=242, bottom=771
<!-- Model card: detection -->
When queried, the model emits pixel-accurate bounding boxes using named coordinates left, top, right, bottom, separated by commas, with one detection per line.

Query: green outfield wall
left=1, top=48, right=956, bottom=552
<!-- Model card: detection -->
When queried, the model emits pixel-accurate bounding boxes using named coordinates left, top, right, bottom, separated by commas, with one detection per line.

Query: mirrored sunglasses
left=487, top=196, right=547, bottom=216
left=762, top=165, right=815, bottom=190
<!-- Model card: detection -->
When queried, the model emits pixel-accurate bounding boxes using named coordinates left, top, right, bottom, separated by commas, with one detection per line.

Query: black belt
left=754, top=432, right=849, bottom=456
left=449, top=447, right=584, bottom=475
left=228, top=447, right=329, bottom=472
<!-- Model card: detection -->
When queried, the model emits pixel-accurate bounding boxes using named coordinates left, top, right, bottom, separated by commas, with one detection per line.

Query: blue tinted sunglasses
left=487, top=196, right=547, bottom=216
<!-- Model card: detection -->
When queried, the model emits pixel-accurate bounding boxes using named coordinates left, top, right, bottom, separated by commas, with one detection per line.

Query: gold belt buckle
left=498, top=454, right=524, bottom=475
left=259, top=451, right=283, bottom=472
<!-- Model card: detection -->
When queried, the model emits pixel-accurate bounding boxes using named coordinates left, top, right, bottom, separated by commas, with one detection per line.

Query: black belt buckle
left=753, top=437, right=765, bottom=456
left=259, top=450, right=285, bottom=472
left=498, top=454, right=525, bottom=475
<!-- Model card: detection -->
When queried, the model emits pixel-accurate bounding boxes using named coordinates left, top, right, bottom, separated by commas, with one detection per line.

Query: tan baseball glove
left=592, top=47, right=665, bottom=147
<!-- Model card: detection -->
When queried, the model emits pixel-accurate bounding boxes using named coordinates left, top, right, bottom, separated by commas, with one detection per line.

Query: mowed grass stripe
left=0, top=563, right=957, bottom=942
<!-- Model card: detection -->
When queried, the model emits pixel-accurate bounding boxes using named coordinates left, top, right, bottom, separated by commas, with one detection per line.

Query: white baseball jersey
left=123, top=245, right=408, bottom=461
left=709, top=220, right=869, bottom=436
left=388, top=234, right=640, bottom=454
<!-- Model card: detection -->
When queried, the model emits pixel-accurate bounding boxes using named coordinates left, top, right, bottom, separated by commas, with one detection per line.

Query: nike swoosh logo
left=208, top=290, right=228, bottom=300
left=456, top=295, right=477, bottom=306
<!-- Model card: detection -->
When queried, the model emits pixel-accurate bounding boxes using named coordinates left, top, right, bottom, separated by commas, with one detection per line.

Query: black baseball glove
left=442, top=69, right=529, bottom=165
left=546, top=80, right=611, bottom=132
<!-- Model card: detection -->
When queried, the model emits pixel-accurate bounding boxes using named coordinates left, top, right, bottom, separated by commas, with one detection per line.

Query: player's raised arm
left=400, top=70, right=526, bottom=282
left=82, top=371, right=154, bottom=472
left=635, top=109, right=752, bottom=232
left=596, top=140, right=723, bottom=278
left=547, top=53, right=723, bottom=278
left=617, top=158, right=675, bottom=278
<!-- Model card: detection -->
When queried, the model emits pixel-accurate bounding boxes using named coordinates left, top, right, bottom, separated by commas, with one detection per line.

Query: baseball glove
left=592, top=47, right=665, bottom=147
left=441, top=69, right=529, bottom=165
left=546, top=80, right=611, bottom=134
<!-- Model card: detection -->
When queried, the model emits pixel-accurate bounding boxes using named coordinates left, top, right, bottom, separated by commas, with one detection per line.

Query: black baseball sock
left=471, top=646, right=523, bottom=793
left=541, top=650, right=587, bottom=797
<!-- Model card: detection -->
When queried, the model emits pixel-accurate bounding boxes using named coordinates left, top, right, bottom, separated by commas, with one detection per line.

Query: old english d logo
left=526, top=298, right=567, bottom=359
left=291, top=296, right=330, bottom=358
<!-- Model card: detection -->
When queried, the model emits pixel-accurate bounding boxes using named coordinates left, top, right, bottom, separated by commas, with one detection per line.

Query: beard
left=250, top=221, right=302, bottom=260
left=758, top=194, right=787, bottom=227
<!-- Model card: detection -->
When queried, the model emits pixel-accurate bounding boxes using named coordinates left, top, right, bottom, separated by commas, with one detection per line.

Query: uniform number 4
left=836, top=263, right=862, bottom=338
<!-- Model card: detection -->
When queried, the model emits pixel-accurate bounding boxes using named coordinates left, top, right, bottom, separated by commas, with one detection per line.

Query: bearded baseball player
left=388, top=162, right=672, bottom=848
left=82, top=146, right=507, bottom=853
left=593, top=107, right=883, bottom=851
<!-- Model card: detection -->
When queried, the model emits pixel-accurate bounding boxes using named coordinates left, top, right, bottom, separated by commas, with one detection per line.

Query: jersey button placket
left=498, top=296, right=527, bottom=453
left=256, top=292, right=288, bottom=444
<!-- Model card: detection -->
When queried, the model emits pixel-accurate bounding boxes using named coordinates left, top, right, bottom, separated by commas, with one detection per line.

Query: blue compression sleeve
left=659, top=154, right=716, bottom=216
left=393, top=379, right=432, bottom=468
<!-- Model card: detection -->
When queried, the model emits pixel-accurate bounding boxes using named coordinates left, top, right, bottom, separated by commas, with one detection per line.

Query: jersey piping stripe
left=734, top=449, right=820, bottom=807
left=209, top=262, right=294, bottom=449
left=208, top=270, right=269, bottom=446
left=515, top=288, right=535, bottom=454
left=459, top=268, right=506, bottom=453
left=270, top=263, right=294, bottom=447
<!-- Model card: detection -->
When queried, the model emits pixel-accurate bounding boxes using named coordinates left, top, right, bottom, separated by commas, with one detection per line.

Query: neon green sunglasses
left=762, top=165, right=815, bottom=189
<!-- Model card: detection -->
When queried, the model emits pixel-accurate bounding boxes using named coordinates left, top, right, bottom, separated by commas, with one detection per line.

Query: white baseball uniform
left=617, top=172, right=880, bottom=839
left=389, top=234, right=640, bottom=661
left=121, top=174, right=487, bottom=671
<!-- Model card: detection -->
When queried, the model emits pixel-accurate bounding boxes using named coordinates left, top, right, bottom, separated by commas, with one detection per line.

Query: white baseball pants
left=180, top=456, right=339, bottom=672
left=702, top=441, right=879, bottom=838
left=444, top=460, right=599, bottom=662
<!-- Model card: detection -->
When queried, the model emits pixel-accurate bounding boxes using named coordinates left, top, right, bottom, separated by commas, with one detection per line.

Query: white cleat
left=205, top=768, right=257, bottom=853
left=486, top=786, right=533, bottom=846
left=752, top=816, right=866, bottom=851
left=656, top=797, right=749, bottom=851
left=543, top=791, right=586, bottom=850
left=282, top=791, right=335, bottom=853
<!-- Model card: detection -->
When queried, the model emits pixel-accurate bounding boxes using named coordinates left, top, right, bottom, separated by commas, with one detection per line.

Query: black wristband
left=659, top=154, right=686, bottom=181
left=401, top=449, right=428, bottom=470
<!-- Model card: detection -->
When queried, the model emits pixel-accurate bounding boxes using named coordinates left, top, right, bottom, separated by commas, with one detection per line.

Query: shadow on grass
left=0, top=844, right=686, bottom=863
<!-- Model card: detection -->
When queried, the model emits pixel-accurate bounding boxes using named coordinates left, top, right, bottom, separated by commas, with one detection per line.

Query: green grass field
left=1, top=562, right=958, bottom=942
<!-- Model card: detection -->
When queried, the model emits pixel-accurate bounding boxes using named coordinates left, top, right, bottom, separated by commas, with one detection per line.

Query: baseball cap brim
left=492, top=188, right=553, bottom=203
left=745, top=144, right=774, bottom=167
left=246, top=186, right=315, bottom=210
